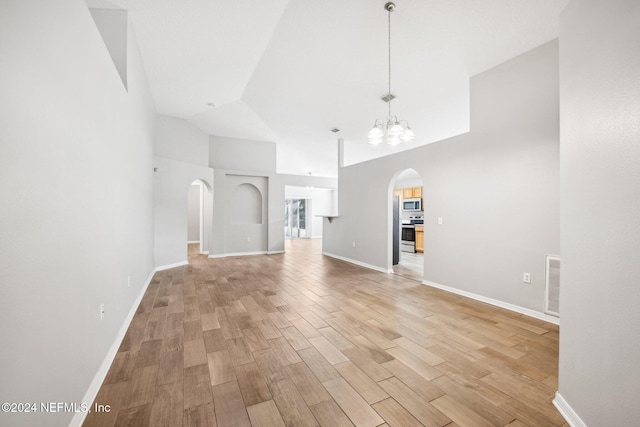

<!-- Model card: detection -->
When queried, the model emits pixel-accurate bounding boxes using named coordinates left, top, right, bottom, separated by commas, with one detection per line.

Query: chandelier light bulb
left=368, top=126, right=384, bottom=139
left=388, top=123, right=404, bottom=136
left=402, top=127, right=415, bottom=141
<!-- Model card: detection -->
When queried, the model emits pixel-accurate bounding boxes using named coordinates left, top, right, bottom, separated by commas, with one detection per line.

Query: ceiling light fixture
left=368, top=2, right=415, bottom=146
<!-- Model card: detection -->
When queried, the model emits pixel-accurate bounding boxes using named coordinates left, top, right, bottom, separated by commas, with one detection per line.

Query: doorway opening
left=187, top=179, right=212, bottom=259
left=389, top=168, right=424, bottom=281
left=285, top=198, right=309, bottom=239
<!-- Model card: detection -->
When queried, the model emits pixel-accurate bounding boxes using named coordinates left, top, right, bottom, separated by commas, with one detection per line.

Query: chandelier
left=368, top=2, right=415, bottom=145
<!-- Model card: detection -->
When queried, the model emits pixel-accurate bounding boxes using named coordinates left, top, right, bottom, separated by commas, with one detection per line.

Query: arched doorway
left=388, top=168, right=424, bottom=281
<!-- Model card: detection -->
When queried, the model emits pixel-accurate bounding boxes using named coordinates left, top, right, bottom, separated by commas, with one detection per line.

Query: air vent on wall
left=545, top=255, right=560, bottom=317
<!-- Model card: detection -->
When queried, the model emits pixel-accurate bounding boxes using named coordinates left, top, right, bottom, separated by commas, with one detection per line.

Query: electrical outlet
left=100, top=304, right=105, bottom=320
left=523, top=273, right=531, bottom=284
left=352, top=242, right=356, bottom=248
left=247, top=236, right=251, bottom=242
left=438, top=217, right=443, bottom=225
left=127, top=275, right=130, bottom=288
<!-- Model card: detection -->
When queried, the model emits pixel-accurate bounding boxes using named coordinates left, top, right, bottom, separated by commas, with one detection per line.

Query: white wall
left=281, top=173, right=338, bottom=189
left=225, top=175, right=268, bottom=254
left=0, top=2, right=155, bottom=426
left=154, top=118, right=284, bottom=261
left=311, top=189, right=337, bottom=238
left=153, top=116, right=214, bottom=267
left=324, top=40, right=560, bottom=314
left=209, top=137, right=285, bottom=256
left=556, top=0, right=640, bottom=425
left=210, top=135, right=277, bottom=172
left=156, top=115, right=210, bottom=167
left=211, top=169, right=285, bottom=256
left=153, top=156, right=213, bottom=267
left=89, top=8, right=128, bottom=88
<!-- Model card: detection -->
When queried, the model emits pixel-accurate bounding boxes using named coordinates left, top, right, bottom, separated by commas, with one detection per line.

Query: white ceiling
left=86, top=0, right=569, bottom=178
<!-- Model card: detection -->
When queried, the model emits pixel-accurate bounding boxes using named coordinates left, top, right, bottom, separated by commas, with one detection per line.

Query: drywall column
left=187, top=183, right=201, bottom=242
left=556, top=0, right=640, bottom=425
left=153, top=157, right=213, bottom=268
left=268, top=174, right=285, bottom=252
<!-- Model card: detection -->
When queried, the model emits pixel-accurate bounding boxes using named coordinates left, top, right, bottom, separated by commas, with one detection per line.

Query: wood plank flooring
left=84, top=239, right=565, bottom=427
left=394, top=251, right=423, bottom=282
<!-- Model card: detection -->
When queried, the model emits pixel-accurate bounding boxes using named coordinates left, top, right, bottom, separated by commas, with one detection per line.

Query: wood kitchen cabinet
left=415, top=225, right=424, bottom=253
left=402, top=186, right=422, bottom=199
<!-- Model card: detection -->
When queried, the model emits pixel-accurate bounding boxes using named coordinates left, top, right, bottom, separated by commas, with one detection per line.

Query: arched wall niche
left=220, top=174, right=269, bottom=255
left=231, top=183, right=263, bottom=224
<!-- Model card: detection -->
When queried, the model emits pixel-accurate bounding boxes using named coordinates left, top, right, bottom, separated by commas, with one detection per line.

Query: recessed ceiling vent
left=381, top=93, right=396, bottom=103
left=331, top=128, right=340, bottom=133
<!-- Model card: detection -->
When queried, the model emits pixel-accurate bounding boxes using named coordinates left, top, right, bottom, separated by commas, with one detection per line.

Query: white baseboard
left=322, top=251, right=392, bottom=274
left=225, top=251, right=268, bottom=257
left=70, top=269, right=155, bottom=427
left=553, top=392, right=587, bottom=427
left=209, top=251, right=274, bottom=258
left=154, top=260, right=189, bottom=271
left=187, top=240, right=200, bottom=244
left=422, top=280, right=560, bottom=325
left=200, top=251, right=209, bottom=255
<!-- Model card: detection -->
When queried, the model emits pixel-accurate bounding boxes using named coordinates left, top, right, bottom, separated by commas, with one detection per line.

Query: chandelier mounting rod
left=386, top=2, right=394, bottom=120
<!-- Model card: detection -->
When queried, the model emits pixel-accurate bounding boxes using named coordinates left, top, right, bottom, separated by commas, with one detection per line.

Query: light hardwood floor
left=84, top=239, right=565, bottom=427
left=394, top=251, right=423, bottom=282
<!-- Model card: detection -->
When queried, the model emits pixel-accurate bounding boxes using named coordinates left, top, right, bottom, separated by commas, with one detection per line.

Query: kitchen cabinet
left=402, top=186, right=422, bottom=199
left=415, top=225, right=424, bottom=253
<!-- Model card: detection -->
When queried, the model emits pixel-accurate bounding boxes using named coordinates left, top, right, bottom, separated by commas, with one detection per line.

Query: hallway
left=84, top=239, right=563, bottom=427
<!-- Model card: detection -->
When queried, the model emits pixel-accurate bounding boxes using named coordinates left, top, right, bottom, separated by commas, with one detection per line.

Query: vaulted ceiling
left=86, top=0, right=569, bottom=177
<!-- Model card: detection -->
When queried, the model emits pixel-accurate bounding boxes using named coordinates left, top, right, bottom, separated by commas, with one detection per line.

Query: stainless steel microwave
left=403, top=198, right=421, bottom=211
